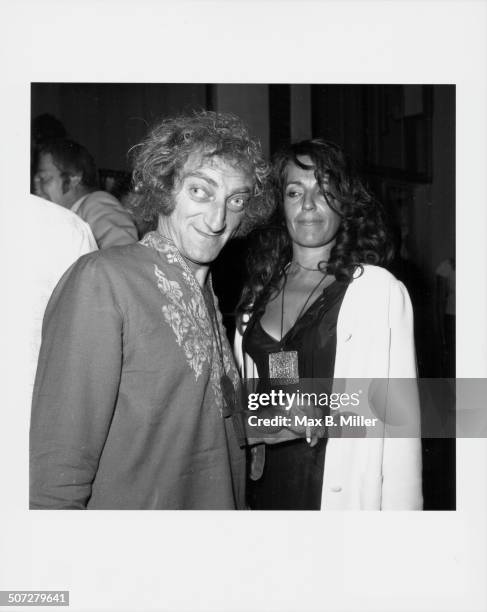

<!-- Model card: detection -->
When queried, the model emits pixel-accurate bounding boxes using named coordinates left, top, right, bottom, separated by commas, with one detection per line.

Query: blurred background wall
left=31, top=83, right=454, bottom=371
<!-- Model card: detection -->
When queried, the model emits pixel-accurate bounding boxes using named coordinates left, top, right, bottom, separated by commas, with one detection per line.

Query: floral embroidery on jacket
left=140, top=232, right=239, bottom=408
left=156, top=263, right=211, bottom=379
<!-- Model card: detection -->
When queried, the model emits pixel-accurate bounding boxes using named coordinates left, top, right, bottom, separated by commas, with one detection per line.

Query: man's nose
left=204, top=200, right=227, bottom=233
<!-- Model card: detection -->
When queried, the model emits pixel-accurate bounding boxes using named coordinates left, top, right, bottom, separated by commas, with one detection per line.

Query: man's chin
left=185, top=238, right=224, bottom=263
left=182, top=249, right=218, bottom=269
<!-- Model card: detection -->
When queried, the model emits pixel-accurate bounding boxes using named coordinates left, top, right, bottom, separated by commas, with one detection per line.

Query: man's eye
left=227, top=195, right=247, bottom=211
left=227, top=195, right=250, bottom=212
left=190, top=186, right=208, bottom=199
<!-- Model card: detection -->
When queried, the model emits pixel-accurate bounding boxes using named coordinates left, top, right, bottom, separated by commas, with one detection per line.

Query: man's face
left=33, top=153, right=69, bottom=206
left=159, top=154, right=253, bottom=270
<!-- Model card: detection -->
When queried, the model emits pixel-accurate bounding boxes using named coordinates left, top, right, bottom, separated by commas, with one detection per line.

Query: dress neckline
left=259, top=279, right=339, bottom=344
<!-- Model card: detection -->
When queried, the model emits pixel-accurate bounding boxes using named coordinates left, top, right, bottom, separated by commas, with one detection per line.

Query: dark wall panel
left=31, top=83, right=207, bottom=171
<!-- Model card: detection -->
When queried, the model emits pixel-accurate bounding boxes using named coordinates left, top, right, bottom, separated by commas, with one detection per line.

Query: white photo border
left=1, top=1, right=486, bottom=611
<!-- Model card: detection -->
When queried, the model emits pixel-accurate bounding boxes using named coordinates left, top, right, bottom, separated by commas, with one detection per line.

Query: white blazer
left=234, top=265, right=423, bottom=510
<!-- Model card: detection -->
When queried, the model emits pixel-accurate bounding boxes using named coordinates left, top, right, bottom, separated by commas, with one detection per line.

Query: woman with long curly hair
left=234, top=139, right=422, bottom=510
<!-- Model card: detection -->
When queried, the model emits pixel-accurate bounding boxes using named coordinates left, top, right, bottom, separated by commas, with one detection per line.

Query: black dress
left=243, top=280, right=348, bottom=509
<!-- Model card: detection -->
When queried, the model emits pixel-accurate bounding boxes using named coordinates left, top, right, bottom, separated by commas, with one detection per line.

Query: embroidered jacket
left=30, top=232, right=245, bottom=509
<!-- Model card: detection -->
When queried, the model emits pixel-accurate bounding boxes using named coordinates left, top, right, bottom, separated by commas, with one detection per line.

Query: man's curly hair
left=238, top=139, right=393, bottom=316
left=127, top=110, right=272, bottom=236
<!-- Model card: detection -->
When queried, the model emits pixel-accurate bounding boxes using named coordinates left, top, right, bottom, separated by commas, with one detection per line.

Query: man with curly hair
left=30, top=111, right=271, bottom=509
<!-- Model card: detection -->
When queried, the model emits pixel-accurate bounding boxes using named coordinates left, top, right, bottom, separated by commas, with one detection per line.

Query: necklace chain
left=292, top=259, right=327, bottom=272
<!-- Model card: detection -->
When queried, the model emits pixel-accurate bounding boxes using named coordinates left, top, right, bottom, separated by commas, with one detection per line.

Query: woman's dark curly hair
left=126, top=110, right=272, bottom=236
left=238, top=138, right=393, bottom=316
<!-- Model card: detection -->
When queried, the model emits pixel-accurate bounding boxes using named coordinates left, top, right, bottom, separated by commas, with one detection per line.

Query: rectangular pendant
left=268, top=350, right=299, bottom=384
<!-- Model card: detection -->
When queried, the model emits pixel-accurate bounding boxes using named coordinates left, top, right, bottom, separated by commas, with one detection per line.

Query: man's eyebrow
left=181, top=170, right=218, bottom=187
left=181, top=170, right=253, bottom=192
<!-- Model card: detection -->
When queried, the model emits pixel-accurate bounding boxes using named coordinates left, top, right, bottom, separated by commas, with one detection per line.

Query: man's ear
left=69, top=174, right=82, bottom=189
left=63, top=173, right=82, bottom=193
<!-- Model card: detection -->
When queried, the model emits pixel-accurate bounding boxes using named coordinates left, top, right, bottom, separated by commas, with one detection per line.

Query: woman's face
left=283, top=156, right=342, bottom=249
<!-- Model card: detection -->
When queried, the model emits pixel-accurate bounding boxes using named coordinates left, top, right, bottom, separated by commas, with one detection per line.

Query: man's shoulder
left=76, top=240, right=147, bottom=269
left=79, top=190, right=127, bottom=213
left=24, top=195, right=97, bottom=251
left=29, top=194, right=91, bottom=231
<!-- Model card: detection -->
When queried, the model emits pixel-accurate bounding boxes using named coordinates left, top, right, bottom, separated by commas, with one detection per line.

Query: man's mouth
left=193, top=227, right=221, bottom=239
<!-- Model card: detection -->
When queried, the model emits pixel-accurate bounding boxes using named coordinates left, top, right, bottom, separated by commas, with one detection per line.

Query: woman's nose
left=302, top=190, right=317, bottom=211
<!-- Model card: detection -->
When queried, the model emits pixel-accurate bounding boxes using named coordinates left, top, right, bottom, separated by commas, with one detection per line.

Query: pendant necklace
left=268, top=267, right=328, bottom=384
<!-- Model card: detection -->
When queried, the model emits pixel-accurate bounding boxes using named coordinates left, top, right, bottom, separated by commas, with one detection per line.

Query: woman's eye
left=286, top=190, right=301, bottom=199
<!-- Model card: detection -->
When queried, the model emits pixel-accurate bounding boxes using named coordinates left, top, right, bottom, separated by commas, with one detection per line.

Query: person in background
left=31, top=113, right=67, bottom=191
left=234, top=139, right=422, bottom=510
left=33, top=138, right=138, bottom=248
left=30, top=111, right=271, bottom=510
left=435, top=257, right=455, bottom=378
left=2, top=194, right=96, bottom=414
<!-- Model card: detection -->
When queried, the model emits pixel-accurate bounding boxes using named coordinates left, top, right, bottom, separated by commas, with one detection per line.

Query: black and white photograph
left=1, top=1, right=486, bottom=611
left=28, top=82, right=454, bottom=512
